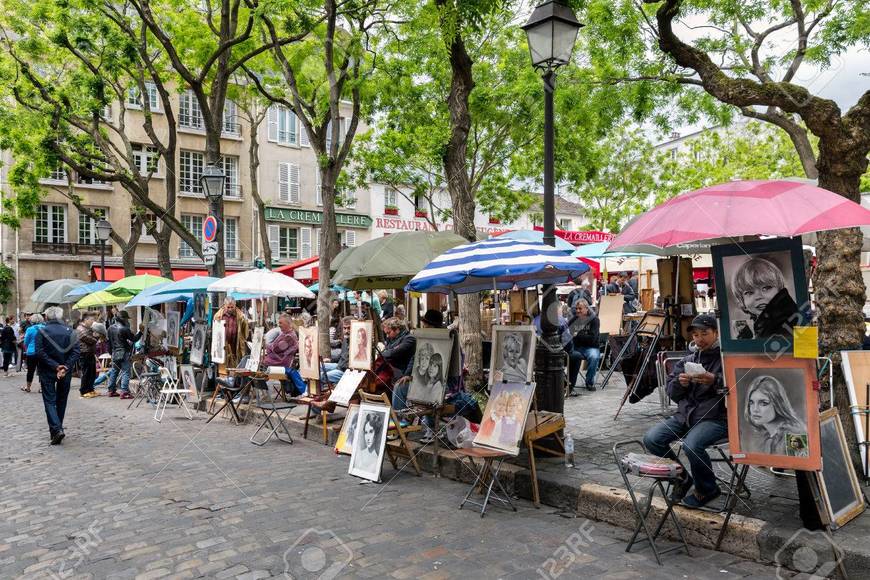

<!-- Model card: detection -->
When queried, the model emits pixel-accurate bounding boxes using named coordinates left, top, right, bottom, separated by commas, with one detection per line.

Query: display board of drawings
left=711, top=237, right=865, bottom=528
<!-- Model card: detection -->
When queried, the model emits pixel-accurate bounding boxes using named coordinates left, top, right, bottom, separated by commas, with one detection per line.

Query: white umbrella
left=207, top=268, right=315, bottom=298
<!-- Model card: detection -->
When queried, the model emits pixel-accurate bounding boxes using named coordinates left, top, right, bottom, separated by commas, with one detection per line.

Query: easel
left=291, top=357, right=336, bottom=445
left=403, top=400, right=454, bottom=474
left=523, top=396, right=566, bottom=507
left=357, top=389, right=422, bottom=476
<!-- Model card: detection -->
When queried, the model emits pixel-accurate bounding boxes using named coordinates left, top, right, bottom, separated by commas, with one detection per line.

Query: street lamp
left=200, top=163, right=225, bottom=277
left=523, top=1, right=582, bottom=414
left=95, top=218, right=112, bottom=282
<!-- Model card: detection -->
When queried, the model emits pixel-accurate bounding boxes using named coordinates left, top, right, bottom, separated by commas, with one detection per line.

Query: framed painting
left=190, top=322, right=207, bottom=366
left=408, top=329, right=454, bottom=405
left=723, top=354, right=820, bottom=470
left=180, top=364, right=198, bottom=400
left=329, top=369, right=366, bottom=407
left=840, top=350, right=870, bottom=479
left=489, top=326, right=536, bottom=386
left=298, top=325, right=320, bottom=380
left=166, top=310, right=180, bottom=351
left=712, top=237, right=808, bottom=354
left=814, top=407, right=866, bottom=530
left=349, top=320, right=373, bottom=371
left=246, top=326, right=265, bottom=372
left=473, top=381, right=536, bottom=456
left=210, top=320, right=226, bottom=364
left=335, top=404, right=360, bottom=455
left=348, top=403, right=390, bottom=482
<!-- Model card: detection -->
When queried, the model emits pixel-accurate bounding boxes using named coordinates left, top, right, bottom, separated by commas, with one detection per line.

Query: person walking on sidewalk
left=35, top=307, right=80, bottom=445
left=16, top=314, right=30, bottom=373
left=1, top=317, right=16, bottom=377
left=106, top=311, right=141, bottom=400
left=75, top=313, right=100, bottom=398
left=21, top=314, right=44, bottom=392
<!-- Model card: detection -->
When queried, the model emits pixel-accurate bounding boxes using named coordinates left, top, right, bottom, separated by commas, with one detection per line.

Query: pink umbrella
left=609, top=180, right=870, bottom=254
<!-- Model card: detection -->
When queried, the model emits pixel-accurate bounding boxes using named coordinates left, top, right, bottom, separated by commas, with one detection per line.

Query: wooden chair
left=358, top=390, right=422, bottom=476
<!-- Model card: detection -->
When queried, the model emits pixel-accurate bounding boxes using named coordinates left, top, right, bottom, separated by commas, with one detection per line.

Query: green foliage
left=0, top=264, right=13, bottom=305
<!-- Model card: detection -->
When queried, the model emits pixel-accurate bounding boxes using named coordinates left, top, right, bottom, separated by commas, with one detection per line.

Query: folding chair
left=456, top=447, right=516, bottom=518
left=674, top=437, right=751, bottom=512
left=206, top=374, right=248, bottom=424
left=128, top=357, right=162, bottom=410
left=154, top=367, right=193, bottom=422
left=249, top=372, right=296, bottom=445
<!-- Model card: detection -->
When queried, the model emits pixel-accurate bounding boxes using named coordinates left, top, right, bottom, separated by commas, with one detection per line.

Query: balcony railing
left=32, top=242, right=113, bottom=256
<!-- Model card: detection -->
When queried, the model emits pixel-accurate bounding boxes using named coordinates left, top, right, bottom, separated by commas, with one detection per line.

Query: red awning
left=92, top=266, right=213, bottom=282
left=693, top=267, right=712, bottom=281
left=274, top=256, right=319, bottom=282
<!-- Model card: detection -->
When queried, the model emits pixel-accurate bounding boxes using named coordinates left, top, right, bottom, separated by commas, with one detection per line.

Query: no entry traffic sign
left=203, top=216, right=218, bottom=242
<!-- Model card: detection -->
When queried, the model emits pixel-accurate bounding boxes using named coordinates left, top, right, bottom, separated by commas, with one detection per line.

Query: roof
left=530, top=193, right=584, bottom=216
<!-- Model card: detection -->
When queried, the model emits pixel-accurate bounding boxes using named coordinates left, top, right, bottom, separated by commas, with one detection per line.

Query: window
left=222, top=100, right=240, bottom=135
left=278, top=162, right=300, bottom=203
left=76, top=167, right=109, bottom=187
left=341, top=230, right=356, bottom=248
left=221, top=155, right=240, bottom=198
left=101, top=105, right=112, bottom=122
left=132, top=144, right=160, bottom=175
left=179, top=90, right=204, bottom=130
left=45, top=164, right=66, bottom=182
left=132, top=212, right=158, bottom=241
left=342, top=189, right=357, bottom=209
left=384, top=188, right=398, bottom=208
left=179, top=214, right=204, bottom=258
left=36, top=204, right=66, bottom=243
left=558, top=218, right=572, bottom=231
left=127, top=82, right=159, bottom=111
left=325, top=117, right=347, bottom=151
left=315, top=228, right=321, bottom=255
left=269, top=225, right=298, bottom=261
left=179, top=150, right=204, bottom=194
left=300, top=125, right=310, bottom=147
left=267, top=105, right=297, bottom=145
left=224, top=217, right=238, bottom=259
left=78, top=208, right=108, bottom=245
left=300, top=227, right=312, bottom=259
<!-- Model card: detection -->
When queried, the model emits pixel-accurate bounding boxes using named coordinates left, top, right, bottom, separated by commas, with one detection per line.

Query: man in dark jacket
left=567, top=300, right=601, bottom=393
left=642, top=314, right=727, bottom=509
left=322, top=316, right=352, bottom=384
left=378, top=291, right=395, bottom=319
left=107, top=310, right=142, bottom=399
left=381, top=317, right=416, bottom=410
left=35, top=307, right=80, bottom=444
left=76, top=313, right=100, bottom=398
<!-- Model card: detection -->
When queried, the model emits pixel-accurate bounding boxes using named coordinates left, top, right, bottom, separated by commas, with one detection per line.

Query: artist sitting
left=321, top=316, right=352, bottom=385
left=567, top=300, right=601, bottom=394
left=377, top=317, right=416, bottom=410
left=642, top=314, right=727, bottom=509
left=263, top=314, right=299, bottom=396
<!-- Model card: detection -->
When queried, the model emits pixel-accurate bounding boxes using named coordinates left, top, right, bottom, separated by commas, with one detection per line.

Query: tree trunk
left=317, top=166, right=341, bottom=355
left=155, top=229, right=174, bottom=279
left=438, top=1, right=483, bottom=388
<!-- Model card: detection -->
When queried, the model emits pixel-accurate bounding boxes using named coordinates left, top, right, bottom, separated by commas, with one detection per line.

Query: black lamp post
left=522, top=1, right=582, bottom=413
left=200, top=163, right=225, bottom=278
left=95, top=218, right=112, bottom=282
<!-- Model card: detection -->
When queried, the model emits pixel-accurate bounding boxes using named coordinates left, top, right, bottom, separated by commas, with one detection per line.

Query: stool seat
left=454, top=447, right=509, bottom=459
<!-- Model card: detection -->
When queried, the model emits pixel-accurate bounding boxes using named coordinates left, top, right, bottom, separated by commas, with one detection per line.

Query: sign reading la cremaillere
left=264, top=207, right=372, bottom=229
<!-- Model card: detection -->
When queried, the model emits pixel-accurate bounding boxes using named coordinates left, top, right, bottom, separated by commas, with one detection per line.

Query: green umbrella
left=73, top=290, right=129, bottom=309
left=30, top=279, right=88, bottom=305
left=332, top=230, right=467, bottom=290
left=105, top=274, right=172, bottom=297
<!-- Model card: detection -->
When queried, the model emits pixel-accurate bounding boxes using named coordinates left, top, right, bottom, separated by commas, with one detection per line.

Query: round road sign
left=203, top=216, right=218, bottom=242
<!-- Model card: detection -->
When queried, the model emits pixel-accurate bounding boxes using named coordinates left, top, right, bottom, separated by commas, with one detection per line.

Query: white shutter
left=325, top=120, right=333, bottom=151
left=344, top=230, right=356, bottom=247
left=267, top=225, right=281, bottom=257
left=267, top=106, right=278, bottom=142
left=315, top=229, right=321, bottom=255
left=278, top=162, right=290, bottom=202
left=300, top=124, right=310, bottom=147
left=289, top=163, right=300, bottom=203
left=300, top=227, right=312, bottom=258
left=315, top=172, right=322, bottom=206
left=289, top=111, right=298, bottom=145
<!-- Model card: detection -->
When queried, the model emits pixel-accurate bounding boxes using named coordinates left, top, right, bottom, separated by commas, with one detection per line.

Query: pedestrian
left=16, top=314, right=30, bottom=373
left=378, top=290, right=395, bottom=319
left=35, top=307, right=80, bottom=445
left=214, top=297, right=249, bottom=369
left=107, top=310, right=142, bottom=400
left=1, top=316, right=16, bottom=376
left=75, top=312, right=100, bottom=398
left=21, top=314, right=44, bottom=392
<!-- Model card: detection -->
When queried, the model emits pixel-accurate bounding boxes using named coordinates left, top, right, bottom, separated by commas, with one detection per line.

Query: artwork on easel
left=597, top=294, right=625, bottom=336
left=298, top=325, right=320, bottom=380
left=190, top=322, right=207, bottom=366
left=329, top=369, right=366, bottom=407
left=814, top=407, right=866, bottom=530
left=348, top=403, right=390, bottom=482
left=164, top=356, right=177, bottom=381
left=473, top=381, right=536, bottom=456
left=349, top=320, right=373, bottom=371
left=180, top=364, right=198, bottom=401
left=489, top=326, right=536, bottom=385
left=408, top=329, right=454, bottom=405
left=335, top=404, right=360, bottom=455
left=211, top=320, right=226, bottom=364
left=167, top=310, right=180, bottom=351
left=246, top=326, right=265, bottom=372
left=840, top=350, right=870, bottom=480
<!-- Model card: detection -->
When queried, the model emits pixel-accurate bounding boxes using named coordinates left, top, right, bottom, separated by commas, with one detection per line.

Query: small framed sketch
left=408, top=329, right=454, bottom=406
left=180, top=364, right=198, bottom=401
left=298, top=325, right=320, bottom=380
left=329, top=369, right=366, bottom=407
left=246, top=327, right=265, bottom=372
left=712, top=237, right=808, bottom=353
left=489, top=325, right=536, bottom=386
left=348, top=403, right=390, bottom=482
left=211, top=320, right=226, bottom=364
left=166, top=310, right=180, bottom=351
left=723, top=354, right=820, bottom=470
left=190, top=322, right=207, bottom=366
left=349, top=320, right=373, bottom=371
left=335, top=404, right=361, bottom=455
left=814, top=407, right=866, bottom=530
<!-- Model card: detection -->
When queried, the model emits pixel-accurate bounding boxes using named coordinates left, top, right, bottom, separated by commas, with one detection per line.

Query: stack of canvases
left=712, top=238, right=866, bottom=530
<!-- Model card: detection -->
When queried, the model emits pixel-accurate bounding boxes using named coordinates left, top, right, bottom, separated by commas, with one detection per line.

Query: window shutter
left=315, top=229, right=321, bottom=255
left=289, top=111, right=298, bottom=145
left=325, top=120, right=333, bottom=151
left=300, top=124, right=310, bottom=147
left=300, top=227, right=312, bottom=259
left=344, top=230, right=356, bottom=247
left=289, top=164, right=300, bottom=203
left=267, top=225, right=281, bottom=257
left=315, top=172, right=322, bottom=206
left=267, top=106, right=278, bottom=142
left=278, top=162, right=290, bottom=202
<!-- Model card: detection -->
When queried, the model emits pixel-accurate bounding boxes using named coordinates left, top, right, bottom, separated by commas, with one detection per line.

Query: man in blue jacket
left=642, top=314, right=727, bottom=508
left=35, top=307, right=80, bottom=445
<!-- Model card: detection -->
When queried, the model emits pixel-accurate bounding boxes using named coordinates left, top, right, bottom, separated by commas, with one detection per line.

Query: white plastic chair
left=154, top=366, right=193, bottom=422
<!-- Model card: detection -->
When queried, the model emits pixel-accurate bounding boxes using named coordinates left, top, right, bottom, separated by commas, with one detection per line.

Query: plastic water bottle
left=564, top=432, right=575, bottom=468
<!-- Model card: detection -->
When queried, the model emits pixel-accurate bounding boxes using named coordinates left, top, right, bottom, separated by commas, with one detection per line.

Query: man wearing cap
left=642, top=314, right=727, bottom=509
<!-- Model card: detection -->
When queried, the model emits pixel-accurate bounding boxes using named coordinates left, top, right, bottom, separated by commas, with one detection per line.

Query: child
left=731, top=257, right=799, bottom=339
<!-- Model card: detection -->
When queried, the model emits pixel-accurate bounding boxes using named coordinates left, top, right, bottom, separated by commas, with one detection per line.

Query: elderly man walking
left=35, top=307, right=80, bottom=445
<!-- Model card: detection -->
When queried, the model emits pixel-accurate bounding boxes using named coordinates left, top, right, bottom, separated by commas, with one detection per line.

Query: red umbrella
left=609, top=180, right=870, bottom=253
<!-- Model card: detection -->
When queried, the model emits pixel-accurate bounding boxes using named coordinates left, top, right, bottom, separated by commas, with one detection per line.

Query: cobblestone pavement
left=0, top=372, right=793, bottom=580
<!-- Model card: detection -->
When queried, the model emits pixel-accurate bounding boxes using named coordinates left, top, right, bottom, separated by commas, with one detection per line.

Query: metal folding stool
left=249, top=373, right=296, bottom=445
left=455, top=448, right=517, bottom=518
left=613, top=440, right=691, bottom=565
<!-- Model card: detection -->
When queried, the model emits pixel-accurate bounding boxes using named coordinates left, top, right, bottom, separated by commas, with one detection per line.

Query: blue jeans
left=568, top=346, right=600, bottom=388
left=643, top=415, right=728, bottom=496
left=107, top=358, right=131, bottom=393
left=392, top=381, right=410, bottom=410
left=39, top=372, right=71, bottom=435
left=321, top=362, right=344, bottom=385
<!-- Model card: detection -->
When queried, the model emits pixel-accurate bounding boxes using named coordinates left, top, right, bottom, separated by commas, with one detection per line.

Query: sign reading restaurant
left=264, top=206, right=372, bottom=229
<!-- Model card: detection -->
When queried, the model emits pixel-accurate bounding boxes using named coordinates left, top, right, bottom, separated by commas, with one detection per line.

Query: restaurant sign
left=265, top=206, right=372, bottom=229
left=532, top=227, right=614, bottom=244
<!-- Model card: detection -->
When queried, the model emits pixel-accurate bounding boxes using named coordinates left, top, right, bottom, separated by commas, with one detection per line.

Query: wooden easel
left=523, top=395, right=566, bottom=507
left=357, top=389, right=422, bottom=476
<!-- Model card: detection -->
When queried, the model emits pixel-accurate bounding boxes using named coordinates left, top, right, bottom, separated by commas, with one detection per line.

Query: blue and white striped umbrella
left=406, top=238, right=589, bottom=294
